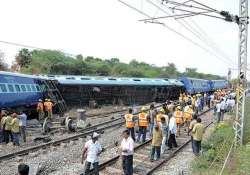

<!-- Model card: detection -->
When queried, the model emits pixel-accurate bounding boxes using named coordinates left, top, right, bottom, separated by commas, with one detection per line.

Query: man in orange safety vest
left=137, top=107, right=149, bottom=143
left=124, top=108, right=135, bottom=141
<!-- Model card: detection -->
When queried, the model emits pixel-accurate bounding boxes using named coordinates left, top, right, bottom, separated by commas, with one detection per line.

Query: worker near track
left=0, top=111, right=7, bottom=143
left=148, top=104, right=157, bottom=136
left=18, top=111, right=27, bottom=143
left=160, top=117, right=168, bottom=154
left=168, top=113, right=178, bottom=150
left=10, top=113, right=20, bottom=146
left=4, top=112, right=13, bottom=144
left=192, top=118, right=204, bottom=156
left=188, top=114, right=198, bottom=153
left=44, top=99, right=53, bottom=119
left=150, top=124, right=163, bottom=161
left=120, top=129, right=134, bottom=175
left=184, top=105, right=194, bottom=132
left=82, top=132, right=102, bottom=175
left=37, top=99, right=44, bottom=121
left=124, top=108, right=135, bottom=141
left=137, top=107, right=149, bottom=143
left=173, top=106, right=183, bottom=137
left=156, top=108, right=166, bottom=126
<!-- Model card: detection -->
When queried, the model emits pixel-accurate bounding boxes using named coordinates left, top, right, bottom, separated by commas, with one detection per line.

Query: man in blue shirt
left=18, top=111, right=27, bottom=142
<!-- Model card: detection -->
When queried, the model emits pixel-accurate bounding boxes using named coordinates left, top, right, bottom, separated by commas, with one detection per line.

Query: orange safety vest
left=184, top=108, right=193, bottom=121
left=37, top=102, right=44, bottom=111
left=174, top=111, right=183, bottom=124
left=125, top=114, right=134, bottom=128
left=138, top=113, right=148, bottom=127
left=44, top=102, right=53, bottom=112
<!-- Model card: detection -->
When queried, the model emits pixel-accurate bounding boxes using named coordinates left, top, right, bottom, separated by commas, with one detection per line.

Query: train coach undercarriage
left=58, top=85, right=184, bottom=108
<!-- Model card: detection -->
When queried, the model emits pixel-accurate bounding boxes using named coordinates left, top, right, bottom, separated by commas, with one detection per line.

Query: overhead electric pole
left=235, top=0, right=248, bottom=146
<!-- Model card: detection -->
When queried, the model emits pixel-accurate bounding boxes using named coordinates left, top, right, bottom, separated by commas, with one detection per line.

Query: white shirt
left=216, top=103, right=221, bottom=112
left=84, top=140, right=102, bottom=163
left=120, top=137, right=134, bottom=156
left=168, top=117, right=177, bottom=134
left=19, top=113, right=27, bottom=127
left=220, top=101, right=226, bottom=110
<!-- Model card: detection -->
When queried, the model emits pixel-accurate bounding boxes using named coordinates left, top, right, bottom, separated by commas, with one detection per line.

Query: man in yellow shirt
left=10, top=113, right=20, bottom=146
left=4, top=113, right=13, bottom=144
left=192, top=118, right=204, bottom=156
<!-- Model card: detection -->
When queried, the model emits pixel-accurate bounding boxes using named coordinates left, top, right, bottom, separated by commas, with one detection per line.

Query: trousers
left=20, top=126, right=26, bottom=142
left=122, top=155, right=133, bottom=175
left=12, top=132, right=20, bottom=146
left=151, top=146, right=161, bottom=160
left=137, top=126, right=147, bottom=142
left=127, top=127, right=135, bottom=141
left=84, top=161, right=99, bottom=175
left=193, top=140, right=201, bottom=155
left=168, top=133, right=178, bottom=149
left=4, top=130, right=13, bottom=144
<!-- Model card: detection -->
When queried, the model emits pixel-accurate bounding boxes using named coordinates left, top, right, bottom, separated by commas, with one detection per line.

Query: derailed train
left=0, top=71, right=228, bottom=111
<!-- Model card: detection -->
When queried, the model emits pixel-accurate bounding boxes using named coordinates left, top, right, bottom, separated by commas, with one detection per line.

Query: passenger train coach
left=0, top=71, right=229, bottom=112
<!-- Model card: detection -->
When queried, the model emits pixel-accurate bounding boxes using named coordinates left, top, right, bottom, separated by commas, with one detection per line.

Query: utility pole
left=235, top=0, right=248, bottom=146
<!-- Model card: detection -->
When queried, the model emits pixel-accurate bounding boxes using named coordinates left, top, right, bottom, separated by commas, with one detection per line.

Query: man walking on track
left=120, top=129, right=134, bottom=175
left=81, top=132, right=102, bottom=175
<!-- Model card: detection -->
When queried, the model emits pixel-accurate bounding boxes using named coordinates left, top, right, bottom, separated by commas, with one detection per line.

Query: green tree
left=15, top=48, right=32, bottom=69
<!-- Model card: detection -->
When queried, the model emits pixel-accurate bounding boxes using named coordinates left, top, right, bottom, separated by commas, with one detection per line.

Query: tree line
left=1, top=48, right=223, bottom=80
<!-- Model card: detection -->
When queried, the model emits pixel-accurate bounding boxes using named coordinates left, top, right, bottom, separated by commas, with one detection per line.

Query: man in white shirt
left=18, top=111, right=27, bottom=142
left=220, top=99, right=226, bottom=121
left=120, top=129, right=134, bottom=175
left=82, top=132, right=102, bottom=175
left=216, top=101, right=222, bottom=123
left=167, top=113, right=178, bottom=150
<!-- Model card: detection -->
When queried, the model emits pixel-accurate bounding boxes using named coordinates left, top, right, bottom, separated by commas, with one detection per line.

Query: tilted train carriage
left=0, top=71, right=228, bottom=116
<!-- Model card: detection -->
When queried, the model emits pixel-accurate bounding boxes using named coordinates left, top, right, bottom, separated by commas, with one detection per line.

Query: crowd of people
left=80, top=89, right=236, bottom=175
left=0, top=98, right=54, bottom=147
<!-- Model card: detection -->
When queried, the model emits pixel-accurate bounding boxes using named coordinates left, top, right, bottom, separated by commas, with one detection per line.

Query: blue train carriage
left=0, top=71, right=45, bottom=114
left=210, top=79, right=229, bottom=91
left=178, top=77, right=210, bottom=94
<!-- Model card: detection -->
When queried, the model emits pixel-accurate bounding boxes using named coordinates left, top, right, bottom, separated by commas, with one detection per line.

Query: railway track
left=0, top=103, right=164, bottom=162
left=90, top=108, right=214, bottom=175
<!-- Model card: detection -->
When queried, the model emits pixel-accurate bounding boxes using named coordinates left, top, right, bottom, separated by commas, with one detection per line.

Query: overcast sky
left=0, top=0, right=246, bottom=78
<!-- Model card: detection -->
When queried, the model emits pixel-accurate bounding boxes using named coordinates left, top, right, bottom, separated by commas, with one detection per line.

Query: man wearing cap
left=82, top=132, right=102, bottom=175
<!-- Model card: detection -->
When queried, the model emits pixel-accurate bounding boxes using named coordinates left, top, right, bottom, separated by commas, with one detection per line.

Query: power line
left=117, top=0, right=234, bottom=67
left=0, top=40, right=76, bottom=57
left=145, top=0, right=235, bottom=66
left=154, top=0, right=236, bottom=65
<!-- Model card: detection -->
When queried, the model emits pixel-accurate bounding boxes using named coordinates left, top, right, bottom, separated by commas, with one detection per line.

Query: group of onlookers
left=0, top=110, right=27, bottom=146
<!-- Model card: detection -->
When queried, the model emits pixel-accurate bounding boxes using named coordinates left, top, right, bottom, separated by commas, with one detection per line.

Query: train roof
left=179, top=77, right=210, bottom=81
left=43, top=75, right=184, bottom=86
left=0, top=71, right=46, bottom=80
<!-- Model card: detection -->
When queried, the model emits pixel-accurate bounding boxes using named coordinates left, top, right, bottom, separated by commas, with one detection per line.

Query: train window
left=15, top=85, right=21, bottom=92
left=66, top=77, right=74, bottom=80
left=8, top=84, right=14, bottom=92
left=36, top=85, right=41, bottom=92
left=108, top=78, right=116, bottom=80
left=31, top=85, right=36, bottom=92
left=26, top=85, right=31, bottom=91
left=133, top=79, right=141, bottom=81
left=81, top=78, right=91, bottom=80
left=0, top=84, right=7, bottom=92
left=21, top=85, right=26, bottom=92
